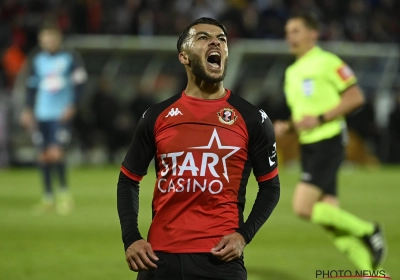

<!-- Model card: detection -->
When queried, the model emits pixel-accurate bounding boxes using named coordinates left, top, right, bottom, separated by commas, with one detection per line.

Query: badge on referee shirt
left=302, top=78, right=313, bottom=97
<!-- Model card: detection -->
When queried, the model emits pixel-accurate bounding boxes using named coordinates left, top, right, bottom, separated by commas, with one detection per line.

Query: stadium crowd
left=0, top=0, right=399, bottom=166
left=1, top=0, right=399, bottom=87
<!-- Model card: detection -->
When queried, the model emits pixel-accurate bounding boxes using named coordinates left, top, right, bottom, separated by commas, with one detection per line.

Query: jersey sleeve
left=25, top=50, right=40, bottom=108
left=248, top=109, right=278, bottom=182
left=326, top=53, right=357, bottom=93
left=69, top=50, right=87, bottom=85
left=235, top=107, right=280, bottom=243
left=121, top=108, right=156, bottom=182
left=68, top=50, right=87, bottom=105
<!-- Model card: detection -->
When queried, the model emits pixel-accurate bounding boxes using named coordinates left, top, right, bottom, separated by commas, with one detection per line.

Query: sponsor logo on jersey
left=165, top=108, right=183, bottom=118
left=259, top=109, right=268, bottom=123
left=337, top=64, right=354, bottom=81
left=303, top=78, right=313, bottom=97
left=157, top=129, right=240, bottom=194
left=217, top=108, right=237, bottom=125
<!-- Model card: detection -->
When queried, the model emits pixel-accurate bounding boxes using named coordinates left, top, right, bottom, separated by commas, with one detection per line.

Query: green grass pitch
left=0, top=165, right=398, bottom=280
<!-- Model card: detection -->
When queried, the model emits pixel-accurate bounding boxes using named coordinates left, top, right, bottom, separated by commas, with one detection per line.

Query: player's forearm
left=26, top=87, right=37, bottom=108
left=117, top=172, right=143, bottom=251
left=236, top=175, right=280, bottom=244
left=322, top=85, right=365, bottom=122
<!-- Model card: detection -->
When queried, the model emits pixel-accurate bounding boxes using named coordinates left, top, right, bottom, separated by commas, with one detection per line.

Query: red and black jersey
left=119, top=89, right=279, bottom=253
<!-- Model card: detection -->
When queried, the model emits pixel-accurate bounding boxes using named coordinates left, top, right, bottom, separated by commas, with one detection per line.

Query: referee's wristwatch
left=318, top=114, right=326, bottom=125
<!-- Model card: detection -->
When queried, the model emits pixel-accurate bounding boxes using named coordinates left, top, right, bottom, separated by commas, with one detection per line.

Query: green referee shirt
left=284, top=46, right=357, bottom=144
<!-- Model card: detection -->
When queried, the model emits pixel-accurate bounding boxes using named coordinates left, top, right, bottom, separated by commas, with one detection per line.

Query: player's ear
left=311, top=30, right=319, bottom=41
left=178, top=51, right=189, bottom=65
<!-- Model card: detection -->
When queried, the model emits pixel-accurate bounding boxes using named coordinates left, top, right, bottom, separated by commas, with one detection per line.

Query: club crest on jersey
left=217, top=108, right=237, bottom=125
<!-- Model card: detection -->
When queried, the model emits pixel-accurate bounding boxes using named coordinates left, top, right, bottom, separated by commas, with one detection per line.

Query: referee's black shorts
left=300, top=134, right=345, bottom=196
left=136, top=252, right=247, bottom=280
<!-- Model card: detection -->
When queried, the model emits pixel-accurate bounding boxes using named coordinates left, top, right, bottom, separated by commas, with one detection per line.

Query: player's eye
left=219, top=37, right=227, bottom=42
left=198, top=36, right=207, bottom=40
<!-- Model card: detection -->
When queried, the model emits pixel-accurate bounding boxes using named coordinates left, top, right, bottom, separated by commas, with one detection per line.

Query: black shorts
left=300, top=134, right=345, bottom=196
left=136, top=252, right=247, bottom=280
left=32, top=121, right=71, bottom=150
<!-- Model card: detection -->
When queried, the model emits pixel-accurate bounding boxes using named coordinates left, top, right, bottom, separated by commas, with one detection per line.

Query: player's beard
left=189, top=52, right=228, bottom=83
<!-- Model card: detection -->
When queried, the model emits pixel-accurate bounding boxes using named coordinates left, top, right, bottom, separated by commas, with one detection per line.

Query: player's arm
left=320, top=84, right=365, bottom=123
left=212, top=111, right=280, bottom=262
left=117, top=108, right=159, bottom=271
left=236, top=114, right=280, bottom=243
left=61, top=50, right=88, bottom=123
left=20, top=53, right=39, bottom=130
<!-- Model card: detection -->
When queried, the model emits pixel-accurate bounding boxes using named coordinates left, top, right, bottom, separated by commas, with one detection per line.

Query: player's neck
left=296, top=44, right=316, bottom=59
left=184, top=80, right=226, bottom=100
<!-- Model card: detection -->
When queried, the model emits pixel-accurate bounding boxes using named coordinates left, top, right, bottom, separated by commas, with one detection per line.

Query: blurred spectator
left=2, top=38, right=26, bottom=88
left=56, top=2, right=72, bottom=34
left=321, top=20, right=345, bottom=41
left=344, top=0, right=370, bottom=42
left=0, top=0, right=398, bottom=56
left=72, top=0, right=87, bottom=34
left=108, top=0, right=141, bottom=34
left=86, top=0, right=103, bottom=33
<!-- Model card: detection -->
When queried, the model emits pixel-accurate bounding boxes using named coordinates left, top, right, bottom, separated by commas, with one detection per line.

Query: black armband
left=318, top=114, right=326, bottom=125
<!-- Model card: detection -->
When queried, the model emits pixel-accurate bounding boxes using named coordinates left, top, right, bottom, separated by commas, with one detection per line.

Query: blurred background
left=0, top=0, right=399, bottom=280
left=0, top=0, right=399, bottom=166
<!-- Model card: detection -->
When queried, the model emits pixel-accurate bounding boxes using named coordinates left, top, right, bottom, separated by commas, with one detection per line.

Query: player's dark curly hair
left=177, top=17, right=227, bottom=53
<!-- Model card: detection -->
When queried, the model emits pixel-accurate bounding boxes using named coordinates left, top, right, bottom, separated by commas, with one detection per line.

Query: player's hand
left=125, top=239, right=159, bottom=272
left=20, top=109, right=35, bottom=131
left=273, top=120, right=290, bottom=137
left=210, top=232, right=246, bottom=262
left=61, top=106, right=76, bottom=123
left=295, top=115, right=319, bottom=131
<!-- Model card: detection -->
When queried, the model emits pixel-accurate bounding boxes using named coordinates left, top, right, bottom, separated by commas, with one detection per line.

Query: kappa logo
left=218, top=108, right=238, bottom=125
left=165, top=108, right=183, bottom=118
left=259, top=109, right=268, bottom=123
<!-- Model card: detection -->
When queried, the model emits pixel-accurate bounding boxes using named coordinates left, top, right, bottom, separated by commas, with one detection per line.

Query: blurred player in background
left=117, top=17, right=280, bottom=279
left=20, top=24, right=87, bottom=215
left=274, top=13, right=387, bottom=270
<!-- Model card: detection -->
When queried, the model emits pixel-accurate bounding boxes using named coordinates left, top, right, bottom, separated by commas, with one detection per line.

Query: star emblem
left=188, top=128, right=240, bottom=182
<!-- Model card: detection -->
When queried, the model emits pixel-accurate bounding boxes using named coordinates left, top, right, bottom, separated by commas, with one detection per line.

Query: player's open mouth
left=207, top=51, right=221, bottom=69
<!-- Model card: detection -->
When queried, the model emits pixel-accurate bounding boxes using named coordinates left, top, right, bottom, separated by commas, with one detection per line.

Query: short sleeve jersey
left=121, top=90, right=278, bottom=253
left=27, top=49, right=85, bottom=121
left=284, top=46, right=357, bottom=144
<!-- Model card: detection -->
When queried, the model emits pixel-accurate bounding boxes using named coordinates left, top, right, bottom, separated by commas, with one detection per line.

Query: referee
left=275, top=13, right=387, bottom=270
